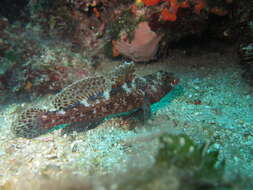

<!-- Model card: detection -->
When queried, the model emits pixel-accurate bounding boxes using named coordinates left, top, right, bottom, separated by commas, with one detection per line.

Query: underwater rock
left=0, top=17, right=92, bottom=98
left=110, top=0, right=235, bottom=61
left=236, top=0, right=253, bottom=85
left=27, top=0, right=130, bottom=55
left=0, top=0, right=28, bottom=23
left=24, top=0, right=235, bottom=63
left=238, top=21, right=253, bottom=85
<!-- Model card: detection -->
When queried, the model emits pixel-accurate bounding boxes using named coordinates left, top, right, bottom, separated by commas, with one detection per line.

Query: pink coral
left=113, top=22, right=163, bottom=62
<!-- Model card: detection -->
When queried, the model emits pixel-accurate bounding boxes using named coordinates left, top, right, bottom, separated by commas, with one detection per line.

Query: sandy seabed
left=0, top=42, right=252, bottom=189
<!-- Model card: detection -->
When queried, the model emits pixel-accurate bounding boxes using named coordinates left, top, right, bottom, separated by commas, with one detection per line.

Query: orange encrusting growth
left=210, top=7, right=228, bottom=16
left=142, top=0, right=161, bottom=6
left=93, top=7, right=101, bottom=18
left=180, top=1, right=190, bottom=8
left=161, top=8, right=177, bottom=21
left=112, top=40, right=120, bottom=57
left=139, top=0, right=206, bottom=22
left=193, top=0, right=205, bottom=15
left=131, top=4, right=138, bottom=15
left=160, top=0, right=191, bottom=22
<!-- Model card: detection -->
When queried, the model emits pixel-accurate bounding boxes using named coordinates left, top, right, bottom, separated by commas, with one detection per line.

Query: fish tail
left=11, top=108, right=48, bottom=138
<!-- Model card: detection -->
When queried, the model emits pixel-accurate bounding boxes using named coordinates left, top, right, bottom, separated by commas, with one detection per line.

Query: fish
left=11, top=62, right=179, bottom=138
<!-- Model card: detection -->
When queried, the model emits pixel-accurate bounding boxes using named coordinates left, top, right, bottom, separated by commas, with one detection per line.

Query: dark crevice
left=0, top=0, right=29, bottom=23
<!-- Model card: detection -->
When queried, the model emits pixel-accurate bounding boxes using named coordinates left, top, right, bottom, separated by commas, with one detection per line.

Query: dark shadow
left=0, top=0, right=29, bottom=23
left=60, top=119, right=104, bottom=135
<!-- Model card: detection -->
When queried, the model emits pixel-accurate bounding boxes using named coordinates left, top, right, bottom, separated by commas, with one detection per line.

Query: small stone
left=45, top=154, right=58, bottom=160
left=0, top=150, right=5, bottom=156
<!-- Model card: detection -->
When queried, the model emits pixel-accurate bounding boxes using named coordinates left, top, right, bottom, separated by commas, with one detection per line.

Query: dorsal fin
left=109, top=61, right=136, bottom=88
left=52, top=62, right=136, bottom=110
left=52, top=75, right=110, bottom=110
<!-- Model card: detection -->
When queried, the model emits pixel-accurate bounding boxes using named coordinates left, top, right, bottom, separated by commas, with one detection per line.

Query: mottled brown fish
left=11, top=62, right=179, bottom=138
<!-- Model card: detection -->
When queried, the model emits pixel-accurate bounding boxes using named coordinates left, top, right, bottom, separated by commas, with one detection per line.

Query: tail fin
left=11, top=108, right=48, bottom=138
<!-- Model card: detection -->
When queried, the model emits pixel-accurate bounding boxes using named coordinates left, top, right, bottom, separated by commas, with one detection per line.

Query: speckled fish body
left=12, top=62, right=178, bottom=138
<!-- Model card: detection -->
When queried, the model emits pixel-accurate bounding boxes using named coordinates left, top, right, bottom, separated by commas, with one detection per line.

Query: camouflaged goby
left=11, top=62, right=179, bottom=138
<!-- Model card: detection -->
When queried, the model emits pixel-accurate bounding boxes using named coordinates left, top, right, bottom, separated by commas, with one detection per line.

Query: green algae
left=153, top=134, right=232, bottom=189
left=108, top=9, right=139, bottom=41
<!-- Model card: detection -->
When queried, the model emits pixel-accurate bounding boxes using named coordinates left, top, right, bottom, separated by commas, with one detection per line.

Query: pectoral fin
left=141, top=93, right=152, bottom=124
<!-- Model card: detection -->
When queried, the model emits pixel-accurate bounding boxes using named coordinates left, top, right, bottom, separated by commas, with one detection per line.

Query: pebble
left=0, top=150, right=5, bottom=156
